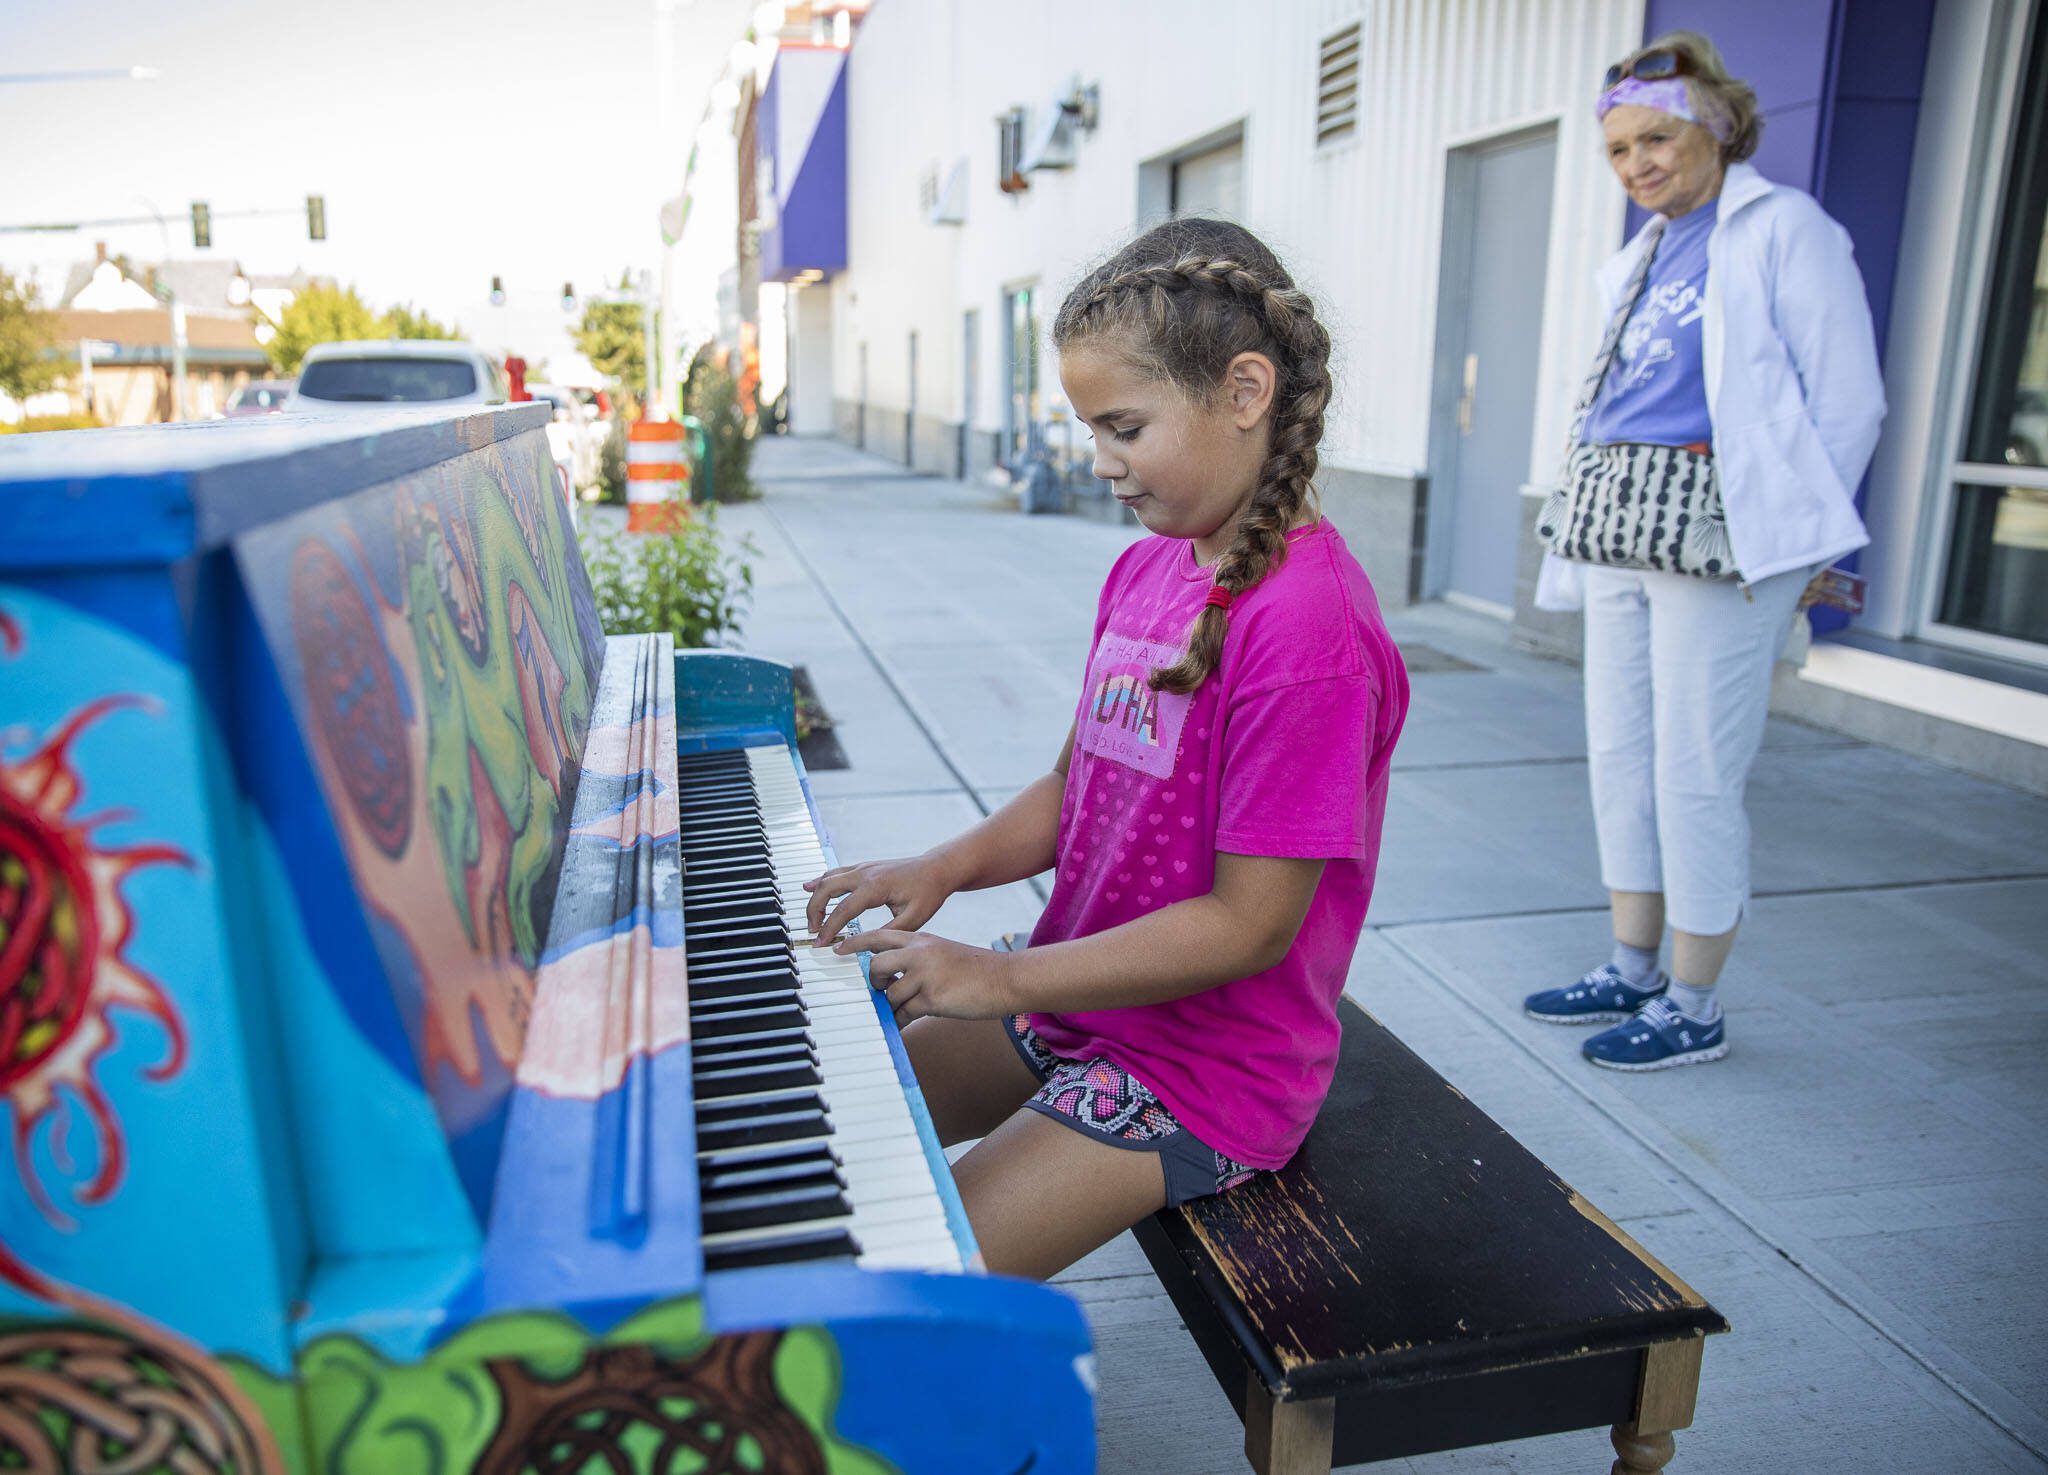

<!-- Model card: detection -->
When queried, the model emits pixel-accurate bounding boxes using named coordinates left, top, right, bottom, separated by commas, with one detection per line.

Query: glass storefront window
left=1939, top=6, right=2048, bottom=649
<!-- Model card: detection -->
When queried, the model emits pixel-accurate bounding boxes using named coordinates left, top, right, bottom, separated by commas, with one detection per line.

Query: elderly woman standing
left=1523, top=33, right=1886, bottom=1070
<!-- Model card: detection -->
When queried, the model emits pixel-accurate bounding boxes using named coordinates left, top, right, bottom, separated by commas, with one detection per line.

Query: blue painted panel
left=675, top=649, right=799, bottom=745
left=0, top=405, right=549, bottom=568
left=704, top=1263, right=1095, bottom=1473
left=0, top=584, right=302, bottom=1371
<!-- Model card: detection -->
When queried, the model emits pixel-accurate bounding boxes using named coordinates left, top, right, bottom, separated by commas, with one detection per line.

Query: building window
left=1317, top=22, right=1362, bottom=147
left=1935, top=9, right=2048, bottom=653
left=997, top=109, right=1029, bottom=194
left=1002, top=286, right=1040, bottom=467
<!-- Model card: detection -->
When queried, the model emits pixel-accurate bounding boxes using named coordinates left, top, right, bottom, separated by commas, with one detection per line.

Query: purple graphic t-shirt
left=1027, top=522, right=1408, bottom=1168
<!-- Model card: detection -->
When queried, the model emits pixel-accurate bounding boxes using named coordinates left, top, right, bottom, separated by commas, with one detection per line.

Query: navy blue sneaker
left=1583, top=998, right=1728, bottom=1071
left=1524, top=964, right=1668, bottom=1024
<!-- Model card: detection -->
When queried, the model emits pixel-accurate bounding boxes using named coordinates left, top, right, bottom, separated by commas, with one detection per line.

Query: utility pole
left=640, top=269, right=661, bottom=419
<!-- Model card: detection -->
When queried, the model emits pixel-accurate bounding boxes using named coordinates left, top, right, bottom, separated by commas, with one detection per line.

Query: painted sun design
left=1, top=611, right=192, bottom=1227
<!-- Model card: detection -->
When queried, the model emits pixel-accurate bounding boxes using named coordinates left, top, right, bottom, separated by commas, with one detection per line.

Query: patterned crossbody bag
left=1536, top=218, right=1737, bottom=580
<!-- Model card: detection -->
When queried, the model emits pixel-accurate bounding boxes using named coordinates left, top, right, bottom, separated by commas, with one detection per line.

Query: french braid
left=1052, top=219, right=1334, bottom=694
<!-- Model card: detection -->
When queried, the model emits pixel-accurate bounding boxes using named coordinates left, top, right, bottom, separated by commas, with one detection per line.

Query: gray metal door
left=1432, top=129, right=1556, bottom=609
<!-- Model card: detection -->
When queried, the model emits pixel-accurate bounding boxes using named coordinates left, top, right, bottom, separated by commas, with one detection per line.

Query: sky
left=1, top=0, right=756, bottom=372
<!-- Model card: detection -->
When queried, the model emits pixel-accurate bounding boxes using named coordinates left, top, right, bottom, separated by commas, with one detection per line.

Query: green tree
left=379, top=301, right=459, bottom=340
left=0, top=269, right=61, bottom=402
left=572, top=272, right=651, bottom=398
left=262, top=282, right=381, bottom=375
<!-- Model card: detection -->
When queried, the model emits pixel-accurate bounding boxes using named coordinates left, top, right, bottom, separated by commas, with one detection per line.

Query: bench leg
left=1611, top=1334, right=1706, bottom=1475
left=1243, top=1371, right=1333, bottom=1475
left=1610, top=1425, right=1677, bottom=1474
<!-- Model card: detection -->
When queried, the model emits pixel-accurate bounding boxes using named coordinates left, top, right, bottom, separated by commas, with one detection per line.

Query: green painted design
left=221, top=1298, right=899, bottom=1475
left=392, top=441, right=599, bottom=970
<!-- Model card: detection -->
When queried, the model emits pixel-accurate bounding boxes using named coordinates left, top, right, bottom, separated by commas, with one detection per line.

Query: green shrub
left=578, top=500, right=755, bottom=649
left=1, top=414, right=106, bottom=434
left=598, top=414, right=628, bottom=503
left=684, top=351, right=756, bottom=503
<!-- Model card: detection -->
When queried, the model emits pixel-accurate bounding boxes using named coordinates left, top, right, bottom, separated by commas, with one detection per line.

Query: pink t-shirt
left=1027, top=521, right=1408, bottom=1168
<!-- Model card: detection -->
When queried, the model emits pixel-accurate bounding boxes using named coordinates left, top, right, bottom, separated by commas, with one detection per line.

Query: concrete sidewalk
left=718, top=434, right=2048, bottom=1473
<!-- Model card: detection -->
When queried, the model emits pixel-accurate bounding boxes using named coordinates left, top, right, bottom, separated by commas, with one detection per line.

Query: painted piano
left=0, top=405, right=1094, bottom=1473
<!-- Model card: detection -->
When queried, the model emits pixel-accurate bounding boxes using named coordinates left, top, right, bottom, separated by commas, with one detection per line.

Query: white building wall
left=832, top=0, right=1641, bottom=496
left=789, top=281, right=836, bottom=435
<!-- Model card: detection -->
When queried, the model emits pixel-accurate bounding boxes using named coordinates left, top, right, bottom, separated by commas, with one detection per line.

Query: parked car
left=286, top=340, right=509, bottom=411
left=223, top=379, right=293, bottom=417
left=526, top=382, right=603, bottom=495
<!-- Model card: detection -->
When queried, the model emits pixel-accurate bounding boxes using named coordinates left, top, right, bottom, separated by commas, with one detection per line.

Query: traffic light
left=190, top=201, right=211, bottom=249
left=490, top=275, right=506, bottom=307
left=561, top=281, right=576, bottom=312
left=306, top=194, right=326, bottom=241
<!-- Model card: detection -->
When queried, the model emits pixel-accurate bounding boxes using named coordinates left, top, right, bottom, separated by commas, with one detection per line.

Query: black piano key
left=682, top=891, right=780, bottom=917
left=689, top=1024, right=813, bottom=1055
left=691, top=1004, right=808, bottom=1040
left=689, top=955, right=792, bottom=981
left=701, top=1225, right=859, bottom=1273
left=695, top=1106, right=832, bottom=1153
left=697, top=1087, right=823, bottom=1122
left=701, top=1185, right=853, bottom=1237
left=683, top=902, right=782, bottom=929
left=698, top=1145, right=842, bottom=1193
left=678, top=810, right=760, bottom=830
left=688, top=943, right=793, bottom=969
left=690, top=973, right=801, bottom=1004
left=690, top=989, right=801, bottom=1020
left=686, top=921, right=789, bottom=946
left=675, top=789, right=757, bottom=806
left=683, top=859, right=776, bottom=884
left=690, top=1039, right=817, bottom=1070
left=692, top=1061, right=823, bottom=1099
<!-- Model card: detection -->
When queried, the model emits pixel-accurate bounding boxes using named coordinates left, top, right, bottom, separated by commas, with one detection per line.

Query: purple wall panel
left=1631, top=0, right=1936, bottom=620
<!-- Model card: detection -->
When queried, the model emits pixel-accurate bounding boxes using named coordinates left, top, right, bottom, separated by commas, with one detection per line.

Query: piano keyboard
left=678, top=741, right=964, bottom=1275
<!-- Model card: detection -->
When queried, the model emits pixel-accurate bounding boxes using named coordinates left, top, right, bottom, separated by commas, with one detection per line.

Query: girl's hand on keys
left=833, top=930, right=1016, bottom=1026
left=803, top=855, right=953, bottom=946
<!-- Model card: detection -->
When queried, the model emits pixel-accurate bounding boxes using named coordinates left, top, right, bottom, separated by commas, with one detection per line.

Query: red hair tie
left=1203, top=585, right=1235, bottom=612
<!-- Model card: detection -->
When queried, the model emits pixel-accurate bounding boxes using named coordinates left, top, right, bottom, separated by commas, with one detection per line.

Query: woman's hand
left=833, top=929, right=1018, bottom=1026
left=803, top=854, right=956, bottom=945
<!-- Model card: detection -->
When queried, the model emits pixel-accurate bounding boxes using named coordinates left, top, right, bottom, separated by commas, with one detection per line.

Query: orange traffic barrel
left=626, top=419, right=691, bottom=532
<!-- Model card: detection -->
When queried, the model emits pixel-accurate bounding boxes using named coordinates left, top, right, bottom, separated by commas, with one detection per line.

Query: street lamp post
left=135, top=198, right=189, bottom=423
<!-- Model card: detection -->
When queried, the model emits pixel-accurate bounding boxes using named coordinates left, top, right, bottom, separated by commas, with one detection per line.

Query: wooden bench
left=1131, top=996, right=1729, bottom=1475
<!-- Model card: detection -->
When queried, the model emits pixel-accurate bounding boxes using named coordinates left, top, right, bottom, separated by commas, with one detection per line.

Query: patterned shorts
left=1004, top=1014, right=1264, bottom=1207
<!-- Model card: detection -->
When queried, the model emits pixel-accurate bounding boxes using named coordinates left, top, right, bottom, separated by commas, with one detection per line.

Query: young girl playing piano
left=804, top=218, right=1409, bottom=1280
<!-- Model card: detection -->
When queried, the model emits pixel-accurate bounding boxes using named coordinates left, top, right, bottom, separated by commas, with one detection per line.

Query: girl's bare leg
left=901, top=1015, right=1041, bottom=1147
left=952, top=1109, right=1169, bottom=1280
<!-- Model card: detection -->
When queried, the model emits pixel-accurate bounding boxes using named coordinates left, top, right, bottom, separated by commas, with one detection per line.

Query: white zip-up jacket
left=1536, top=161, right=1886, bottom=608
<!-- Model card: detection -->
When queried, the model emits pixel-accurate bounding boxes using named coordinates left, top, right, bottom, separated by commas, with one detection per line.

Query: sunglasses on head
left=1603, top=48, right=1698, bottom=91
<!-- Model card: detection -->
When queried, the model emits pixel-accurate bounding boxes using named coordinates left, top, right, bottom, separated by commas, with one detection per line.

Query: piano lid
left=0, top=405, right=548, bottom=570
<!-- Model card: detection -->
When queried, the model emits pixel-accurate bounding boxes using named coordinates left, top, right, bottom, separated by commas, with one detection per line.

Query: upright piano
left=0, top=406, right=1093, bottom=1473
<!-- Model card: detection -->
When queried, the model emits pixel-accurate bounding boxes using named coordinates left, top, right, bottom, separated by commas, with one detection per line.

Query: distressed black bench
left=1131, top=996, right=1730, bottom=1474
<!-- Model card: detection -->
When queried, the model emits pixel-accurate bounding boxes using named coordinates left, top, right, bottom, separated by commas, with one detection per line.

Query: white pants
left=1581, top=564, right=1809, bottom=935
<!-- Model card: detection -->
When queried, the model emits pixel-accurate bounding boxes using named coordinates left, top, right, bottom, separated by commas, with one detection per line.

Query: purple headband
left=1596, top=76, right=1734, bottom=143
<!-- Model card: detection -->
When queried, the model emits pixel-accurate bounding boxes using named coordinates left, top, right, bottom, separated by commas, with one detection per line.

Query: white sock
left=1611, top=941, right=1661, bottom=988
left=1667, top=979, right=1720, bottom=1021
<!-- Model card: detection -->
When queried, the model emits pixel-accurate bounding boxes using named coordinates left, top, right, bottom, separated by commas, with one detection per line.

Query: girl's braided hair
left=1052, top=218, right=1333, bottom=694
